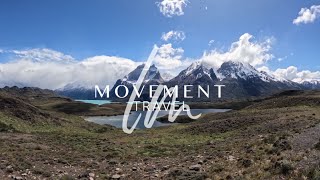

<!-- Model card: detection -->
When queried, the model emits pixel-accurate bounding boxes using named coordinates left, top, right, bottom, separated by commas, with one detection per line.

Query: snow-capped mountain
left=161, top=72, right=175, bottom=82
left=56, top=60, right=319, bottom=101
left=168, top=60, right=285, bottom=84
left=165, top=61, right=303, bottom=101
left=109, top=64, right=164, bottom=101
left=218, top=61, right=302, bottom=88
left=218, top=61, right=278, bottom=82
left=300, top=80, right=320, bottom=89
left=121, top=64, right=164, bottom=84
left=168, top=61, right=217, bottom=84
left=55, top=83, right=96, bottom=100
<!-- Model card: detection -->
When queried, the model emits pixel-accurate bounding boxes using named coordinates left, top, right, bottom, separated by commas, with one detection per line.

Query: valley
left=0, top=87, right=319, bottom=179
left=1, top=1, right=319, bottom=180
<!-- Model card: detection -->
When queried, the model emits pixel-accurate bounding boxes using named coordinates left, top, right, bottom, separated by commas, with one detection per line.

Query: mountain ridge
left=56, top=60, right=317, bottom=100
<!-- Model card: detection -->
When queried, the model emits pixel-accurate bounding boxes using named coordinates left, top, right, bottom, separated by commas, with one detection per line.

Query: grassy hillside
left=0, top=87, right=319, bottom=179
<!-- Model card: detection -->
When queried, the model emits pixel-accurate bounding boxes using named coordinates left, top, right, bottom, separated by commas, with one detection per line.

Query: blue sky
left=0, top=0, right=319, bottom=89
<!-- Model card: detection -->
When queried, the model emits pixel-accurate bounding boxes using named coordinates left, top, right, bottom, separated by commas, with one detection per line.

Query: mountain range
left=56, top=61, right=319, bottom=101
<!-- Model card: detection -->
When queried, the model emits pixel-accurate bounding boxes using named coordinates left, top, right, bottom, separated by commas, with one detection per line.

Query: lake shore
left=83, top=109, right=231, bottom=129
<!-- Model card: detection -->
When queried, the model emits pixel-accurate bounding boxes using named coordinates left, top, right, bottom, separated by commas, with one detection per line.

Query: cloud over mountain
left=259, top=66, right=320, bottom=83
left=200, top=33, right=274, bottom=69
left=274, top=66, right=304, bottom=81
left=0, top=49, right=138, bottom=89
left=0, top=33, right=319, bottom=90
left=154, top=43, right=184, bottom=70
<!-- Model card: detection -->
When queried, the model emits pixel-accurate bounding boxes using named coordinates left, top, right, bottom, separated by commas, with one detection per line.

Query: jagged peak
left=182, top=61, right=211, bottom=75
left=301, top=79, right=320, bottom=85
left=174, top=61, right=219, bottom=81
left=161, top=72, right=175, bottom=82
left=122, top=64, right=163, bottom=83
left=218, top=61, right=278, bottom=82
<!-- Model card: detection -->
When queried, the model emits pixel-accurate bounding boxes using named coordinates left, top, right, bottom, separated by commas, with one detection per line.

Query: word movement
left=95, top=46, right=225, bottom=134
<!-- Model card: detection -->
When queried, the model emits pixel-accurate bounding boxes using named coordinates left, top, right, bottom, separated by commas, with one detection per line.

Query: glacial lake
left=75, top=100, right=112, bottom=105
left=84, top=109, right=231, bottom=129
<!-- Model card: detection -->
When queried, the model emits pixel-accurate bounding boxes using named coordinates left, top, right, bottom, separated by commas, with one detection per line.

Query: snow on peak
left=183, top=61, right=203, bottom=76
left=162, top=72, right=175, bottom=81
left=300, top=79, right=320, bottom=85
left=121, top=64, right=163, bottom=84
left=179, top=61, right=216, bottom=80
left=218, top=61, right=278, bottom=82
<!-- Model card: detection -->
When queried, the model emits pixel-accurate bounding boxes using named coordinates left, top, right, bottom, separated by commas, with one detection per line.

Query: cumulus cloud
left=154, top=44, right=193, bottom=77
left=161, top=31, right=186, bottom=42
left=157, top=0, right=189, bottom=17
left=0, top=49, right=138, bottom=89
left=72, top=56, right=138, bottom=87
left=200, top=33, right=274, bottom=69
left=293, top=5, right=320, bottom=25
left=0, top=46, right=193, bottom=89
left=1, top=33, right=319, bottom=89
left=257, top=66, right=320, bottom=83
left=273, top=66, right=320, bottom=83
left=154, top=43, right=184, bottom=70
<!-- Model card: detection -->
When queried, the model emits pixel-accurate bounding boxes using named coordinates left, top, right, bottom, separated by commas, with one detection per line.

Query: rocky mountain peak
left=218, top=61, right=277, bottom=82
left=301, top=80, right=320, bottom=89
left=123, top=64, right=164, bottom=83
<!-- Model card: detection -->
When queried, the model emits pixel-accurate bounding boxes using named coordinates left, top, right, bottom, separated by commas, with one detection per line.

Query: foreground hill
left=0, top=87, right=319, bottom=179
left=0, top=86, right=116, bottom=133
left=245, top=90, right=320, bottom=109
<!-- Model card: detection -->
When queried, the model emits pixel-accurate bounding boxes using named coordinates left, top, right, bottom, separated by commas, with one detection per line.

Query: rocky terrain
left=0, top=88, right=320, bottom=179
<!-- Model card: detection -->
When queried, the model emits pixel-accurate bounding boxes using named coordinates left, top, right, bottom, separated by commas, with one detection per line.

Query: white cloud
left=73, top=56, right=139, bottom=87
left=200, top=33, right=274, bottom=69
left=257, top=66, right=271, bottom=74
left=157, top=0, right=189, bottom=17
left=12, top=48, right=75, bottom=63
left=273, top=66, right=320, bottom=83
left=1, top=33, right=319, bottom=89
left=0, top=49, right=138, bottom=89
left=161, top=31, right=186, bottom=42
left=257, top=66, right=320, bottom=83
left=0, top=46, right=193, bottom=89
left=208, top=40, right=215, bottom=46
left=293, top=5, right=320, bottom=25
left=154, top=43, right=184, bottom=70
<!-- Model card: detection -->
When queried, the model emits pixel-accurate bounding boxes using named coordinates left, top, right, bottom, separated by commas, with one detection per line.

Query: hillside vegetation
left=0, top=87, right=319, bottom=179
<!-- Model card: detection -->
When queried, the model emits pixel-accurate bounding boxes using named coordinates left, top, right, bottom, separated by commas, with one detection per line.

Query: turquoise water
left=77, top=100, right=184, bottom=105
left=84, top=109, right=231, bottom=129
left=75, top=100, right=112, bottom=105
